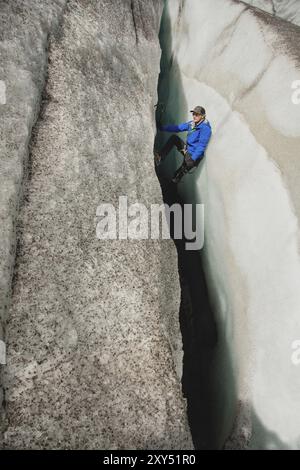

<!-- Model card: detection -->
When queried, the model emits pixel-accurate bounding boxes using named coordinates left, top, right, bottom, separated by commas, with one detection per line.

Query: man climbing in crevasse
left=154, top=106, right=212, bottom=184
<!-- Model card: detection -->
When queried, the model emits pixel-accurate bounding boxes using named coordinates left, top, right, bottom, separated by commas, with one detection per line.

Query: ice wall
left=0, top=0, right=193, bottom=449
left=0, top=0, right=68, bottom=443
left=242, top=0, right=300, bottom=26
left=158, top=0, right=300, bottom=449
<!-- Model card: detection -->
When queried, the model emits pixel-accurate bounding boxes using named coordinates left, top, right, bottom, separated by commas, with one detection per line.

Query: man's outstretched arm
left=158, top=121, right=190, bottom=132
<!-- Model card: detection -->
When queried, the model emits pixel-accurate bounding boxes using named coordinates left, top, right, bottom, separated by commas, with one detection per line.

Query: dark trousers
left=160, top=135, right=198, bottom=177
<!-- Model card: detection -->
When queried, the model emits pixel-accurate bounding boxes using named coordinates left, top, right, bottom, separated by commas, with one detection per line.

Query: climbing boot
left=171, top=164, right=188, bottom=184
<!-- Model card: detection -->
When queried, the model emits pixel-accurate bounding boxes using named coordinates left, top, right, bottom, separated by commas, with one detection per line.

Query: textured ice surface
left=159, top=0, right=300, bottom=449
left=243, top=0, right=300, bottom=26
left=0, top=0, right=192, bottom=450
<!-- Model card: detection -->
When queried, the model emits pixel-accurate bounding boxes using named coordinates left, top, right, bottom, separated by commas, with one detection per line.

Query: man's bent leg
left=159, top=135, right=185, bottom=161
left=172, top=153, right=197, bottom=184
left=184, top=153, right=198, bottom=169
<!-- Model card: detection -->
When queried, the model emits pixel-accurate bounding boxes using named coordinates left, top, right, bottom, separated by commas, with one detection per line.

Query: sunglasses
left=192, top=112, right=201, bottom=116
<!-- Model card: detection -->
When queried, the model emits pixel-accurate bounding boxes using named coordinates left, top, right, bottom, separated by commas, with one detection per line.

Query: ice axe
left=154, top=102, right=165, bottom=128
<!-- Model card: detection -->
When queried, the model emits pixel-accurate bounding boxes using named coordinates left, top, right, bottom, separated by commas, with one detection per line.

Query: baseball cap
left=190, top=106, right=206, bottom=116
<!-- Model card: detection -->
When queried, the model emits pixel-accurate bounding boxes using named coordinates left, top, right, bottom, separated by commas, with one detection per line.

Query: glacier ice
left=158, top=0, right=300, bottom=449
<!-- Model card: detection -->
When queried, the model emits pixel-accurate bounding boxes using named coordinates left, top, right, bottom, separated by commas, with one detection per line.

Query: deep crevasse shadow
left=153, top=0, right=236, bottom=450
left=155, top=171, right=219, bottom=449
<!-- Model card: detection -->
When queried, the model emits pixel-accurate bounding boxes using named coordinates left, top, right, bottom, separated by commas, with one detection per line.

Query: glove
left=184, top=152, right=195, bottom=169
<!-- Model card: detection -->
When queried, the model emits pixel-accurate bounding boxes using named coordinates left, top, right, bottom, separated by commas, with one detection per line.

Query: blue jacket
left=160, top=119, right=212, bottom=161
